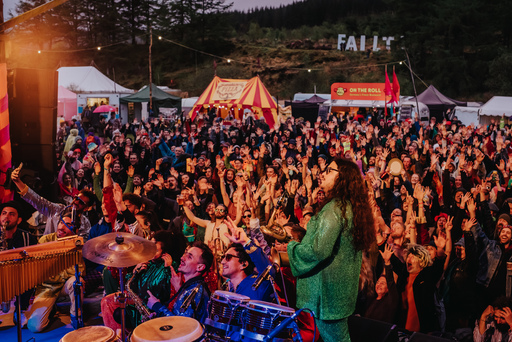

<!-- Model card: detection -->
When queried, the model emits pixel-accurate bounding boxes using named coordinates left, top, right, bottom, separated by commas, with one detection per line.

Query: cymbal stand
left=117, top=267, right=127, bottom=342
left=73, top=264, right=84, bottom=328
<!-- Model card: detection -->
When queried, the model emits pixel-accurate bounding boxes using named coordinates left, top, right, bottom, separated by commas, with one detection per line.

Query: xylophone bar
left=0, top=236, right=83, bottom=302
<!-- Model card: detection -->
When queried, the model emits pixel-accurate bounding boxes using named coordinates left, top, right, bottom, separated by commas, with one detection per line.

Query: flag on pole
left=0, top=63, right=13, bottom=202
left=392, top=66, right=400, bottom=104
left=385, top=66, right=397, bottom=104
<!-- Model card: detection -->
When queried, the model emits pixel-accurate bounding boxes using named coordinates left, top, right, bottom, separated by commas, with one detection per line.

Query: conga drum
left=240, top=300, right=295, bottom=342
left=205, top=290, right=250, bottom=333
left=130, top=316, right=204, bottom=342
left=60, top=326, right=117, bottom=342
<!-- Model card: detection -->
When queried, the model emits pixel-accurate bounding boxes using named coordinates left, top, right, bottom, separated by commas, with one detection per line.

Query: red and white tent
left=190, top=76, right=277, bottom=126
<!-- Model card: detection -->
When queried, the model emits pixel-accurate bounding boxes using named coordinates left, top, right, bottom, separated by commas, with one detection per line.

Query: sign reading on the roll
left=331, top=83, right=386, bottom=101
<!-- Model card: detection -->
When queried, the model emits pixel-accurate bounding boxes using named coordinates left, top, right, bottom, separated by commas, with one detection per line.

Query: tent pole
left=403, top=48, right=420, bottom=121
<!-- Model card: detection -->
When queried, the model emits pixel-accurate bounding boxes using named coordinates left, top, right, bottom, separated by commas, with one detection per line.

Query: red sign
left=331, top=83, right=386, bottom=101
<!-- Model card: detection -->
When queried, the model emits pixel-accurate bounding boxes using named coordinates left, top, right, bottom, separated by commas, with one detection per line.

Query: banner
left=212, top=81, right=247, bottom=101
left=0, top=63, right=12, bottom=202
left=331, top=83, right=386, bottom=101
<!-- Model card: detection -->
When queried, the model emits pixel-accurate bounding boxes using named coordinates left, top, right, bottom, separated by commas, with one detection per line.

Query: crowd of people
left=4, top=107, right=512, bottom=341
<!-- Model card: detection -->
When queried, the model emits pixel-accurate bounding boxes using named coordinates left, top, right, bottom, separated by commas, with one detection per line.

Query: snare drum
left=205, top=290, right=250, bottom=333
left=130, top=316, right=204, bottom=342
left=60, top=326, right=117, bottom=342
left=240, top=301, right=295, bottom=342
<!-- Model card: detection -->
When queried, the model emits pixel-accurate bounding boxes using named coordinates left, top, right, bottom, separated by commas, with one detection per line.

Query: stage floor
left=0, top=289, right=103, bottom=341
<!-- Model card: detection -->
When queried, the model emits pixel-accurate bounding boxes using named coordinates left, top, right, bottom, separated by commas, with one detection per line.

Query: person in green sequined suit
left=287, top=158, right=376, bottom=342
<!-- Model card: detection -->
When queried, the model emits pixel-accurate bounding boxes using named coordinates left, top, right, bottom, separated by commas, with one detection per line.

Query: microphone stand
left=268, top=273, right=281, bottom=305
left=264, top=308, right=304, bottom=342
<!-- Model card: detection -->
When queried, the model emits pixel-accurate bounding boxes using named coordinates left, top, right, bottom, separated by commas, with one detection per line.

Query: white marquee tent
left=58, top=66, right=133, bottom=93
left=478, top=96, right=512, bottom=126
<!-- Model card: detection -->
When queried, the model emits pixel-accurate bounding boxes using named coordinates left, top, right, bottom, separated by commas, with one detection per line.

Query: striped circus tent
left=190, top=75, right=277, bottom=127
left=0, top=64, right=12, bottom=202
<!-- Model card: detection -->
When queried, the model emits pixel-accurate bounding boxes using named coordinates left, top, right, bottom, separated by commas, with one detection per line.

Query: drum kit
left=60, top=233, right=303, bottom=342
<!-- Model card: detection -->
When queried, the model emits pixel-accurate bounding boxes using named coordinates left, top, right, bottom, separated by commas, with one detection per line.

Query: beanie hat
left=498, top=213, right=512, bottom=225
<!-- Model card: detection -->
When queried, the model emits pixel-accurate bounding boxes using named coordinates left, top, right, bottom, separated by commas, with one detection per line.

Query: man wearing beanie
left=0, top=201, right=38, bottom=323
left=0, top=201, right=37, bottom=250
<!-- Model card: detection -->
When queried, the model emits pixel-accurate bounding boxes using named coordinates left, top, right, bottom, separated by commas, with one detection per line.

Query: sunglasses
left=242, top=215, right=251, bottom=218
left=326, top=166, right=339, bottom=174
left=215, top=208, right=226, bottom=213
left=222, top=254, right=240, bottom=262
left=74, top=196, right=87, bottom=206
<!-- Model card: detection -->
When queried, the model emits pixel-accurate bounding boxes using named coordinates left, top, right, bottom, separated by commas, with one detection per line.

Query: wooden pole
left=0, top=0, right=69, bottom=32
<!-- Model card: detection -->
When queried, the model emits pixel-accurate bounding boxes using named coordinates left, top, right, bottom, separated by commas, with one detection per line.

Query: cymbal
left=83, top=232, right=157, bottom=268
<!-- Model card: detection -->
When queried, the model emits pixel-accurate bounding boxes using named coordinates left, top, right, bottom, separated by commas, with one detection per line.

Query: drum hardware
left=83, top=233, right=156, bottom=342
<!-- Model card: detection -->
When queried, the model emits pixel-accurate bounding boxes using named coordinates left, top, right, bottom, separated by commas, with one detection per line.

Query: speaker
left=348, top=315, right=398, bottom=342
left=8, top=68, right=58, bottom=192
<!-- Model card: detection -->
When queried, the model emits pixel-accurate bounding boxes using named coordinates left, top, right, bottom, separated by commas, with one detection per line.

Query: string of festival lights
left=17, top=32, right=417, bottom=76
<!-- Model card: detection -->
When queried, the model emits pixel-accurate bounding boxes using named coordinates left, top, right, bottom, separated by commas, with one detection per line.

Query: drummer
left=221, top=217, right=275, bottom=302
left=147, top=241, right=213, bottom=323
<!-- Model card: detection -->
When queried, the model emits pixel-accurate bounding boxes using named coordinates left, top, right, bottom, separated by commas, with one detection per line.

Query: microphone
left=252, top=264, right=273, bottom=290
left=179, top=284, right=200, bottom=313
left=264, top=309, right=302, bottom=342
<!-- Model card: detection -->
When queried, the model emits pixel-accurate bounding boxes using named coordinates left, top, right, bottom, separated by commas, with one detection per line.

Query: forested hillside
left=6, top=0, right=512, bottom=100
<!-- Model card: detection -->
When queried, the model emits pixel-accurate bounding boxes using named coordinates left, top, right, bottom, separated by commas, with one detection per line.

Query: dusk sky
left=3, top=0, right=304, bottom=19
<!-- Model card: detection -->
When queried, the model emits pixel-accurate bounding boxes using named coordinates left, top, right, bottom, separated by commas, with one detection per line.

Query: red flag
left=392, top=66, right=400, bottom=104
left=384, top=67, right=397, bottom=104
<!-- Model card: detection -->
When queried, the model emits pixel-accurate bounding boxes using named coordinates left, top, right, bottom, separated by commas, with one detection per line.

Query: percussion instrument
left=205, top=291, right=250, bottom=333
left=0, top=235, right=83, bottom=303
left=82, top=232, right=156, bottom=268
left=130, top=316, right=204, bottom=342
left=60, top=326, right=117, bottom=342
left=388, top=158, right=404, bottom=176
left=240, top=301, right=295, bottom=342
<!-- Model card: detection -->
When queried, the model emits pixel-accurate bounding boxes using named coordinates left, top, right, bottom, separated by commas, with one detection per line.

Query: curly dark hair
left=320, top=158, right=376, bottom=251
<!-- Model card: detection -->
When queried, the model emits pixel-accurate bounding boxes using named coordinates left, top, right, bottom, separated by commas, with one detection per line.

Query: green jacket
left=287, top=199, right=361, bottom=320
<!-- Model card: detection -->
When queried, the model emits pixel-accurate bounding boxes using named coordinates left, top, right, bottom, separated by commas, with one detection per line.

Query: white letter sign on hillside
left=337, top=34, right=399, bottom=51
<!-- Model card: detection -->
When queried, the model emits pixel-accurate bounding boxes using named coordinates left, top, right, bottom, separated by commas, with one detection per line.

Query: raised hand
left=379, top=243, right=394, bottom=265
left=94, top=161, right=101, bottom=175
left=463, top=217, right=477, bottom=231
left=127, top=165, right=135, bottom=178
left=224, top=216, right=249, bottom=244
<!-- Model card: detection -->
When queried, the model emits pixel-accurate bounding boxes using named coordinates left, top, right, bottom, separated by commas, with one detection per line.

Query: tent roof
left=120, top=83, right=181, bottom=102
left=58, top=66, right=133, bottom=93
left=293, top=93, right=331, bottom=101
left=479, top=96, right=512, bottom=117
left=58, top=85, right=76, bottom=100
left=190, top=76, right=277, bottom=126
left=416, top=85, right=466, bottom=108
left=304, top=95, right=328, bottom=104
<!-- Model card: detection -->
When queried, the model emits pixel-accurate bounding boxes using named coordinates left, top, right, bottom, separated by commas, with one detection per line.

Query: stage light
left=158, top=36, right=162, bottom=40
left=38, top=50, right=41, bottom=54
left=97, top=47, right=101, bottom=51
